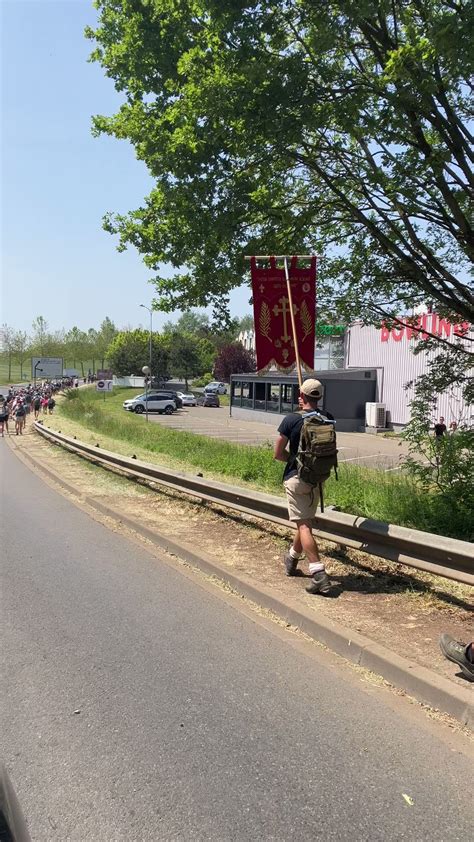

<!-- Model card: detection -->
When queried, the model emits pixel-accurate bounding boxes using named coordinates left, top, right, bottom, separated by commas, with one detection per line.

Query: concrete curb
left=9, top=436, right=474, bottom=730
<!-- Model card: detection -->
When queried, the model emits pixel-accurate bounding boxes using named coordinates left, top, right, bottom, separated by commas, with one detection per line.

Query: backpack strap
left=302, top=410, right=335, bottom=425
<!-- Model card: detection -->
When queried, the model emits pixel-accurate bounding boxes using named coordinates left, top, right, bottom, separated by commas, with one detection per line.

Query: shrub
left=192, top=372, right=214, bottom=387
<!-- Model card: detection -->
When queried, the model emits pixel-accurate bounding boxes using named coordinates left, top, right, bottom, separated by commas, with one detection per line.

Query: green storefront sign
left=315, top=324, right=346, bottom=336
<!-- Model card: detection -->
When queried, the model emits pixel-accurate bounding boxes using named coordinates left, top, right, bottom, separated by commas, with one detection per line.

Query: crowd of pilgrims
left=0, top=377, right=77, bottom=437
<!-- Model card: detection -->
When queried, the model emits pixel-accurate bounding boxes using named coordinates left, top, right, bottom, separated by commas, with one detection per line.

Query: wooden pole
left=283, top=256, right=303, bottom=389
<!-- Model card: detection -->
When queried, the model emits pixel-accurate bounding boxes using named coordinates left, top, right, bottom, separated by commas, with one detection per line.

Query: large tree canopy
left=106, top=329, right=171, bottom=376
left=87, top=0, right=473, bottom=329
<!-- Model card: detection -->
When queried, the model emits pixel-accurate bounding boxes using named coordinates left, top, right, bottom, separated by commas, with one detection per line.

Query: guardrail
left=34, top=423, right=474, bottom=586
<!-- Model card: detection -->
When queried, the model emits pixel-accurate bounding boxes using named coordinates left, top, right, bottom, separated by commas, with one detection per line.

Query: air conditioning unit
left=365, top=402, right=386, bottom=428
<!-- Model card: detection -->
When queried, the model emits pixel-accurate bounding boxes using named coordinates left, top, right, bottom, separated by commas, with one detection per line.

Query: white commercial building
left=345, top=318, right=472, bottom=427
left=238, top=315, right=473, bottom=428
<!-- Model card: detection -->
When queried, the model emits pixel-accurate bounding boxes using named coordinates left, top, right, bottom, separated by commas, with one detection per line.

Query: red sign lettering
left=437, top=318, right=451, bottom=338
left=380, top=314, right=471, bottom=343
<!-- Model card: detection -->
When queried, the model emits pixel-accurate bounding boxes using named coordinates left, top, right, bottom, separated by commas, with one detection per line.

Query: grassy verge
left=54, top=387, right=470, bottom=540
left=0, top=361, right=29, bottom=384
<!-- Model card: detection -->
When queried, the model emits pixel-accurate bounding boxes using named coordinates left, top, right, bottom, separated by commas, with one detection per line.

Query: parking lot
left=146, top=404, right=408, bottom=470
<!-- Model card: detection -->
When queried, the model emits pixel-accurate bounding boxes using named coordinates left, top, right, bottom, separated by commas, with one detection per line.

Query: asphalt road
left=1, top=442, right=472, bottom=841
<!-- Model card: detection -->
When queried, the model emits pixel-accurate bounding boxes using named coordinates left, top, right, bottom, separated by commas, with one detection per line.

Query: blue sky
left=1, top=0, right=251, bottom=334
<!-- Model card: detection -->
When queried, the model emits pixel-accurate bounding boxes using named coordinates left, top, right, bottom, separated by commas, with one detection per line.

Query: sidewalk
left=8, top=424, right=473, bottom=727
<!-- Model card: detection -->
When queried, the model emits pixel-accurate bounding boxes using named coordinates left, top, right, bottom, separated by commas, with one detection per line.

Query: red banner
left=250, top=256, right=316, bottom=373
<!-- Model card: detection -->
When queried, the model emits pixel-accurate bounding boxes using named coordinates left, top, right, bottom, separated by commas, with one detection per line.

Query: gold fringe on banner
left=256, top=359, right=315, bottom=376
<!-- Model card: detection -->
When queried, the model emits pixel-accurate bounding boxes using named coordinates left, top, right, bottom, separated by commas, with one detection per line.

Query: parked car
left=177, top=391, right=197, bottom=407
left=204, top=381, right=227, bottom=394
left=123, top=393, right=177, bottom=414
left=150, top=377, right=171, bottom=388
left=158, top=389, right=183, bottom=409
left=145, top=380, right=182, bottom=407
left=202, top=392, right=220, bottom=407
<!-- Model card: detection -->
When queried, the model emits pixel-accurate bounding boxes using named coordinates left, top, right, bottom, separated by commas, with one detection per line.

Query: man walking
left=439, top=634, right=474, bottom=681
left=33, top=394, right=41, bottom=419
left=14, top=400, right=26, bottom=435
left=434, top=416, right=447, bottom=438
left=274, top=379, right=334, bottom=595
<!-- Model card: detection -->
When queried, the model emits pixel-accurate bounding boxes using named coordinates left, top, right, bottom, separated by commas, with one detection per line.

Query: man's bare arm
left=274, top=434, right=289, bottom=463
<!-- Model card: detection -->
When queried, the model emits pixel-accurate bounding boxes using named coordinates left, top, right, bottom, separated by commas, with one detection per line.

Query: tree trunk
left=8, top=353, right=11, bottom=380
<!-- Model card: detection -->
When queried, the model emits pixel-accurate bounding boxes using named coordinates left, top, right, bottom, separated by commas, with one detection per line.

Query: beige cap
left=300, top=378, right=323, bottom=399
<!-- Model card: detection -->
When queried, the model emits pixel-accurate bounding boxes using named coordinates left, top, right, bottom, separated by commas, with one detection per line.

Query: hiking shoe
left=306, top=570, right=331, bottom=595
left=439, top=634, right=474, bottom=681
left=284, top=551, right=299, bottom=577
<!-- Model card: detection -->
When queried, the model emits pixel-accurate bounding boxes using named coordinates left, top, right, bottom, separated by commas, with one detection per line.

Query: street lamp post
left=140, top=304, right=153, bottom=384
left=141, top=365, right=150, bottom=422
left=34, top=360, right=43, bottom=388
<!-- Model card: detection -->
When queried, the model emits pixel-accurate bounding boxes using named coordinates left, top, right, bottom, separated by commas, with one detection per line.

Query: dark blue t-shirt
left=278, top=409, right=334, bottom=480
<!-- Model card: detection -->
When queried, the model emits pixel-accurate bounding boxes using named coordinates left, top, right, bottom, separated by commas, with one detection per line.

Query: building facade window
left=232, top=381, right=243, bottom=405
left=255, top=381, right=266, bottom=410
left=241, top=381, right=254, bottom=408
left=314, top=334, right=345, bottom=370
left=266, top=383, right=280, bottom=413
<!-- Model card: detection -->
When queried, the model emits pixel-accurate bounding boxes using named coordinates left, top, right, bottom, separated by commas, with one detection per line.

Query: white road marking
left=338, top=453, right=383, bottom=463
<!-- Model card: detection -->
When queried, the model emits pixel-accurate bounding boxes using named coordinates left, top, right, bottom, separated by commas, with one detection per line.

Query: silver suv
left=123, top=393, right=177, bottom=415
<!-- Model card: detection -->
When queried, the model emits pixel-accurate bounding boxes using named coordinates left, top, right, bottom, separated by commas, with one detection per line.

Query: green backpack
left=296, top=411, right=338, bottom=512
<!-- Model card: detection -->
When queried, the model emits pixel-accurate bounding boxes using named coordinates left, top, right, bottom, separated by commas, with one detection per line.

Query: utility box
left=365, top=402, right=386, bottom=428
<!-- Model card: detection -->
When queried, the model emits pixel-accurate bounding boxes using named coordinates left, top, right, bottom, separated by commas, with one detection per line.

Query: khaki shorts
left=284, top=475, right=321, bottom=522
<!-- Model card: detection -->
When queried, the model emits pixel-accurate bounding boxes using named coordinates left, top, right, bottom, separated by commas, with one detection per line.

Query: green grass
left=56, top=387, right=471, bottom=540
left=0, top=360, right=28, bottom=384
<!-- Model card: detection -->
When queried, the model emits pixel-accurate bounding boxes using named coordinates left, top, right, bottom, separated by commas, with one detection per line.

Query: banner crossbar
left=244, top=255, right=318, bottom=260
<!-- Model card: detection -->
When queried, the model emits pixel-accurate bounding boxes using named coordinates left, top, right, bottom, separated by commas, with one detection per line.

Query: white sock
left=309, top=562, right=325, bottom=575
left=289, top=547, right=302, bottom=560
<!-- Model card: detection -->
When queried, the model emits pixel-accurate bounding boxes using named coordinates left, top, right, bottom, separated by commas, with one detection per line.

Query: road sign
left=97, top=369, right=113, bottom=380
left=31, top=357, right=64, bottom=379
left=96, top=379, right=113, bottom=392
